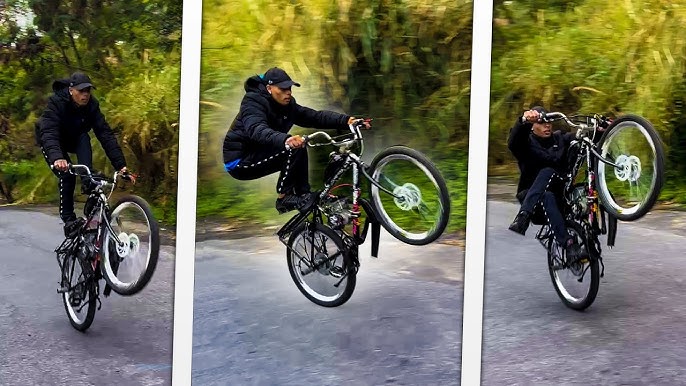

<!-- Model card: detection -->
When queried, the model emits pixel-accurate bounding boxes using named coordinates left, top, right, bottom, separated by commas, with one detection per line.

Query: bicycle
left=54, top=164, right=160, bottom=331
left=276, top=120, right=451, bottom=307
left=531, top=112, right=664, bottom=310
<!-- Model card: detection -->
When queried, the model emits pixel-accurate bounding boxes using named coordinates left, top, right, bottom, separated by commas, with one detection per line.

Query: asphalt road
left=0, top=209, right=175, bottom=386
left=192, top=230, right=464, bottom=385
left=481, top=200, right=686, bottom=385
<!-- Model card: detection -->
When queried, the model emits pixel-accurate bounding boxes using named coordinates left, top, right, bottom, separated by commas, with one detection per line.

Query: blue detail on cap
left=224, top=159, right=241, bottom=172
left=259, top=74, right=265, bottom=79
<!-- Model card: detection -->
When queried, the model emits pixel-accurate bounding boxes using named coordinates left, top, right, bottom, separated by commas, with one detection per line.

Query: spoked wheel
left=596, top=114, right=665, bottom=221
left=287, top=222, right=356, bottom=307
left=547, top=221, right=600, bottom=311
left=61, top=251, right=97, bottom=331
left=101, top=195, right=160, bottom=296
left=368, top=146, right=450, bottom=245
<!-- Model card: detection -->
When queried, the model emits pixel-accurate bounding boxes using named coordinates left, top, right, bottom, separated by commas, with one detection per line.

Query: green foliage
left=0, top=1, right=181, bottom=224
left=197, top=0, right=473, bottom=233
left=490, top=0, right=686, bottom=203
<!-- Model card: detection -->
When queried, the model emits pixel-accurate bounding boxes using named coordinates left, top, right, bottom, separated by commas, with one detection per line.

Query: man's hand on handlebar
left=523, top=110, right=545, bottom=123
left=286, top=135, right=306, bottom=149
left=53, top=159, right=69, bottom=172
left=348, top=117, right=372, bottom=130
left=119, top=166, right=136, bottom=184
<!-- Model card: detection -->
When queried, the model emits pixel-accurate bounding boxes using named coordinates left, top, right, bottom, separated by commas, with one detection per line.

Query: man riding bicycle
left=222, top=67, right=369, bottom=213
left=507, top=106, right=584, bottom=261
left=35, top=72, right=129, bottom=237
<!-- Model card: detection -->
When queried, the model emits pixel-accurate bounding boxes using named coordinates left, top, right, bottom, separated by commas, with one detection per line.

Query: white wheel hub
left=115, top=232, right=140, bottom=258
left=393, top=183, right=422, bottom=210
left=614, top=154, right=642, bottom=182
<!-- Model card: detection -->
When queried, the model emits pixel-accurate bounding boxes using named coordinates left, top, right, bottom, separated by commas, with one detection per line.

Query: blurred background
left=0, top=0, right=182, bottom=225
left=488, top=0, right=686, bottom=205
left=197, top=0, right=473, bottom=237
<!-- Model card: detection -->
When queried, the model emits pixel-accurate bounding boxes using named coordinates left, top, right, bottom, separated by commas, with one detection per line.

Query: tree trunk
left=0, top=181, right=14, bottom=203
left=66, top=28, right=83, bottom=69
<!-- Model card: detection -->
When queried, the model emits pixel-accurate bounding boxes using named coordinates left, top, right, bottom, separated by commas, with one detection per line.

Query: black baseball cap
left=531, top=106, right=547, bottom=115
left=263, top=67, right=300, bottom=88
left=69, top=72, right=96, bottom=91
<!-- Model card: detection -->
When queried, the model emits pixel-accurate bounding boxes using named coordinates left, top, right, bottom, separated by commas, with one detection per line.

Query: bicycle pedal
left=57, top=286, right=69, bottom=294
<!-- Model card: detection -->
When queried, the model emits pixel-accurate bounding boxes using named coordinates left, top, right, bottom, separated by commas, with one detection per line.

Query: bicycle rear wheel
left=61, top=249, right=97, bottom=331
left=368, top=146, right=450, bottom=245
left=547, top=221, right=600, bottom=311
left=287, top=222, right=356, bottom=307
left=596, top=114, right=665, bottom=221
left=101, top=195, right=160, bottom=296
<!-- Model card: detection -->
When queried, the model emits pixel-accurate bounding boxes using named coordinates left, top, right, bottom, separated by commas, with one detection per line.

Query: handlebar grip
left=50, top=162, right=74, bottom=172
left=537, top=113, right=551, bottom=123
left=351, top=118, right=372, bottom=129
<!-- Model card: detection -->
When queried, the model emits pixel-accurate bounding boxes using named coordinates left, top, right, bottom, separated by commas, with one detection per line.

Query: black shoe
left=565, top=238, right=589, bottom=263
left=276, top=192, right=315, bottom=214
left=63, top=217, right=86, bottom=238
left=508, top=211, right=531, bottom=236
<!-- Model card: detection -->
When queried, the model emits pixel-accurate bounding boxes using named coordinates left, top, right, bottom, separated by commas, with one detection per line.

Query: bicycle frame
left=539, top=112, right=619, bottom=251
left=55, top=165, right=130, bottom=294
left=276, top=126, right=388, bottom=259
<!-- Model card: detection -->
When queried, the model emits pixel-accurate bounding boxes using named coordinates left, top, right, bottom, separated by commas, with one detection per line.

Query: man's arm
left=90, top=98, right=127, bottom=171
left=39, top=97, right=66, bottom=165
left=292, top=102, right=350, bottom=131
left=507, top=115, right=531, bottom=161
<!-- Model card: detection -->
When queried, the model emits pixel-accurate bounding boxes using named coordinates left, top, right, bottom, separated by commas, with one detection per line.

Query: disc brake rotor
left=393, top=183, right=422, bottom=210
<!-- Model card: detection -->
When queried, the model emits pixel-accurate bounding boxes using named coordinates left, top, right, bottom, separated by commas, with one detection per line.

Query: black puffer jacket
left=508, top=117, right=575, bottom=194
left=223, top=75, right=351, bottom=163
left=35, top=79, right=126, bottom=170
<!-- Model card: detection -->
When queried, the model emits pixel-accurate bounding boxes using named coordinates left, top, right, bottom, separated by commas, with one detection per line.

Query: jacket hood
left=51, top=79, right=71, bottom=101
left=52, top=78, right=70, bottom=92
left=244, top=75, right=268, bottom=95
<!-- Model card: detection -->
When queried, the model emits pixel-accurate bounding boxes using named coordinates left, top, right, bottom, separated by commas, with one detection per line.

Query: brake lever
left=354, top=118, right=372, bottom=130
left=115, top=170, right=137, bottom=186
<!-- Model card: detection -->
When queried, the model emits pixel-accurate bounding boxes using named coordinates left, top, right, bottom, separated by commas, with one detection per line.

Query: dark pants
left=228, top=147, right=310, bottom=195
left=518, top=167, right=569, bottom=244
left=41, top=132, right=93, bottom=222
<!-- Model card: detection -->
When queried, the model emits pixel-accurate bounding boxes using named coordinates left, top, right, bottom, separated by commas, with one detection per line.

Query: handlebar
left=51, top=163, right=135, bottom=190
left=302, top=118, right=370, bottom=153
left=536, top=111, right=611, bottom=140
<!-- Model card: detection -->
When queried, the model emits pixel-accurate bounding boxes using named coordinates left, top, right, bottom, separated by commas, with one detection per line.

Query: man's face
left=268, top=85, right=292, bottom=106
left=532, top=121, right=552, bottom=138
left=70, top=87, right=91, bottom=107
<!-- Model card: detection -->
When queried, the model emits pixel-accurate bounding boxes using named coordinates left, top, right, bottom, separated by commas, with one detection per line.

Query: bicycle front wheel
left=547, top=221, right=600, bottom=311
left=61, top=252, right=97, bottom=332
left=596, top=114, right=665, bottom=221
left=101, top=195, right=160, bottom=296
left=287, top=223, right=356, bottom=307
left=368, top=146, right=450, bottom=245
